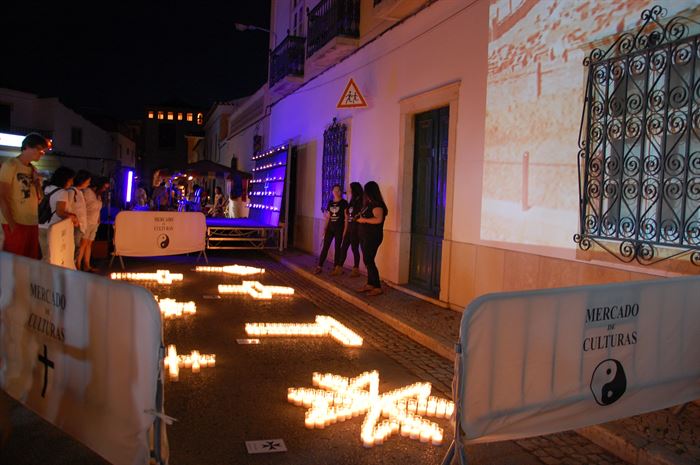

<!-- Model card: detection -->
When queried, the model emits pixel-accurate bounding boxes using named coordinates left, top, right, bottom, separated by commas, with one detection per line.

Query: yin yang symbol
left=158, top=234, right=170, bottom=249
left=590, top=359, right=627, bottom=406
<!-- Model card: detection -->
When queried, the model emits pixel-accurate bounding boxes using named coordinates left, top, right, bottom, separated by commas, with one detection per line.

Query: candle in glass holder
left=192, top=360, right=200, bottom=373
left=432, top=427, right=444, bottom=446
left=305, top=412, right=315, bottom=429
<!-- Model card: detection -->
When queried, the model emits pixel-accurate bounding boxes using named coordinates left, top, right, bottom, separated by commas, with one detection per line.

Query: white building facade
left=236, top=0, right=700, bottom=309
left=0, top=88, right=133, bottom=175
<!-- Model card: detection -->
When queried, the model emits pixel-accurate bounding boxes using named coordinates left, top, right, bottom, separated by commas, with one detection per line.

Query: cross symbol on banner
left=37, top=344, right=54, bottom=398
left=262, top=441, right=281, bottom=450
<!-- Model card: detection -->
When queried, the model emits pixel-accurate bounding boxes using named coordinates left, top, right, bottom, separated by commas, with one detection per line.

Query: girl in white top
left=38, top=167, right=77, bottom=262
left=81, top=177, right=110, bottom=272
left=70, top=170, right=91, bottom=271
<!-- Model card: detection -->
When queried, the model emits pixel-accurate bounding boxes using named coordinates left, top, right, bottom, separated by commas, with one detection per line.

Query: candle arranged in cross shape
left=287, top=371, right=454, bottom=448
left=163, top=344, right=216, bottom=380
left=245, top=315, right=363, bottom=347
left=218, top=281, right=294, bottom=299
left=154, top=296, right=196, bottom=319
left=195, top=265, right=265, bottom=276
left=110, top=270, right=183, bottom=285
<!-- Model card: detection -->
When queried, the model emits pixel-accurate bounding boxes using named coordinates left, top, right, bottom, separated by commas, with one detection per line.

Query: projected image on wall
left=480, top=0, right=698, bottom=249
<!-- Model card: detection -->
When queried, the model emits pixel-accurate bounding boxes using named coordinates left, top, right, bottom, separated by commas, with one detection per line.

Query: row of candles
left=195, top=265, right=265, bottom=276
left=289, top=371, right=453, bottom=447
left=250, top=176, right=284, bottom=184
left=218, top=281, right=295, bottom=299
left=110, top=270, right=184, bottom=285
left=155, top=297, right=196, bottom=318
left=252, top=161, right=286, bottom=172
left=245, top=316, right=363, bottom=347
left=164, top=345, right=216, bottom=381
left=251, top=144, right=288, bottom=160
left=245, top=204, right=280, bottom=212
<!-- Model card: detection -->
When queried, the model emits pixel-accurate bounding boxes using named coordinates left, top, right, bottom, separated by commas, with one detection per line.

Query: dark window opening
left=71, top=127, right=83, bottom=146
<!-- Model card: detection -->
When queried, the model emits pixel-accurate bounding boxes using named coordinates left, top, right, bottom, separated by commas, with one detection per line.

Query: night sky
left=1, top=1, right=271, bottom=119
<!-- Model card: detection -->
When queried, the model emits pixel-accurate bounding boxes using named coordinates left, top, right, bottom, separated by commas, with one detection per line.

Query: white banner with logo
left=114, top=211, right=206, bottom=257
left=450, top=276, right=700, bottom=447
left=47, top=218, right=75, bottom=269
left=0, top=252, right=168, bottom=465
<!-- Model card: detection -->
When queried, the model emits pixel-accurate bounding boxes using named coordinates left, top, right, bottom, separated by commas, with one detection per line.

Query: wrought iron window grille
left=575, top=5, right=700, bottom=267
left=321, top=118, right=347, bottom=212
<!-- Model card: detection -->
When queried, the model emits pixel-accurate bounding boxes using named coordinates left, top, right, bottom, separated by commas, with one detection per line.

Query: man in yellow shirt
left=0, top=133, right=49, bottom=259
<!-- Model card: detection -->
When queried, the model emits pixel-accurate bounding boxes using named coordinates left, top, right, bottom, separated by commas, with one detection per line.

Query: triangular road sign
left=337, top=78, right=368, bottom=109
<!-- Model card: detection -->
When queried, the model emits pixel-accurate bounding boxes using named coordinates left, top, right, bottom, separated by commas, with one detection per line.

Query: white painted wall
left=267, top=0, right=697, bottom=306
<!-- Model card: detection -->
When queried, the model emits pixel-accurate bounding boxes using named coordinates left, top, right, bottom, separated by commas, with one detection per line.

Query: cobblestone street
left=0, top=251, right=633, bottom=465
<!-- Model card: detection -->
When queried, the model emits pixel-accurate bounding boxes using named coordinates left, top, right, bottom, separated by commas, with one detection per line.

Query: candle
left=305, top=412, right=315, bottom=429
left=432, top=427, right=444, bottom=446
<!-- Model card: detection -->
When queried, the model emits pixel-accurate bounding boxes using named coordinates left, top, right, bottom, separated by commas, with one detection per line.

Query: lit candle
left=432, top=427, right=444, bottom=446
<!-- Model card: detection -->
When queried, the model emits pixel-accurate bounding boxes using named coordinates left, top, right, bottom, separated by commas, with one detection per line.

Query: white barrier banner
left=455, top=276, right=700, bottom=443
left=47, top=218, right=75, bottom=269
left=115, top=211, right=206, bottom=257
left=0, top=252, right=167, bottom=465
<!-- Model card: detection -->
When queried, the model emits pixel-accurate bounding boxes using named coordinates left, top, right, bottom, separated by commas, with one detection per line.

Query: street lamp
left=234, top=23, right=277, bottom=46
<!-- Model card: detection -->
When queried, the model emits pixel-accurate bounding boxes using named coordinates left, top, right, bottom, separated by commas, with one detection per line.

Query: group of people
left=0, top=133, right=110, bottom=271
left=315, top=181, right=388, bottom=296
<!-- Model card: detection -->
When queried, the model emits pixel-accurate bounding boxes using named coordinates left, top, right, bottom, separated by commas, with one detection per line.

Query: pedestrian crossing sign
left=337, top=78, right=368, bottom=109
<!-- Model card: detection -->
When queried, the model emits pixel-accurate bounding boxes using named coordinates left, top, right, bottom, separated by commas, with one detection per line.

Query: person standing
left=152, top=181, right=168, bottom=210
left=82, top=177, right=110, bottom=271
left=229, top=157, right=251, bottom=218
left=315, top=184, right=348, bottom=274
left=0, top=133, right=50, bottom=259
left=70, top=170, right=91, bottom=270
left=208, top=186, right=225, bottom=217
left=38, top=166, right=78, bottom=262
left=338, top=182, right=363, bottom=277
left=356, top=181, right=388, bottom=296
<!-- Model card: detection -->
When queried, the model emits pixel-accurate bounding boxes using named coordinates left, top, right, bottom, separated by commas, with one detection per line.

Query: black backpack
left=38, top=187, right=61, bottom=224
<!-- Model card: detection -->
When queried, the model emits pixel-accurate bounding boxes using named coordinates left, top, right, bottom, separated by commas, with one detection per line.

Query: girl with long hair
left=337, top=181, right=363, bottom=276
left=356, top=181, right=388, bottom=295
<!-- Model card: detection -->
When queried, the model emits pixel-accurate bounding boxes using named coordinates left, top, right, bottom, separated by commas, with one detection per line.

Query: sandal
left=356, top=284, right=374, bottom=293
left=366, top=288, right=383, bottom=296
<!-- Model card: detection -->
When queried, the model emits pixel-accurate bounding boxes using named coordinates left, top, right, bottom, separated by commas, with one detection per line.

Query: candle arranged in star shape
left=287, top=371, right=453, bottom=447
left=195, top=265, right=265, bottom=276
left=245, top=315, right=363, bottom=347
left=110, top=270, right=183, bottom=285
left=218, top=281, right=294, bottom=299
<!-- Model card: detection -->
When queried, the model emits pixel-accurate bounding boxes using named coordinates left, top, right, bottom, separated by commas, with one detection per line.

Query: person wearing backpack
left=38, top=167, right=78, bottom=262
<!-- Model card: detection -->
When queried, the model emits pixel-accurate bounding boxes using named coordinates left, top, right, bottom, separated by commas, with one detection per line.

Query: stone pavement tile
left=0, top=392, right=108, bottom=465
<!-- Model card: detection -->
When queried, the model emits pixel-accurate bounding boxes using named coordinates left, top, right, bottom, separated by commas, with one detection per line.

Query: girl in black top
left=337, top=182, right=363, bottom=276
left=315, top=184, right=348, bottom=274
left=356, top=181, right=388, bottom=295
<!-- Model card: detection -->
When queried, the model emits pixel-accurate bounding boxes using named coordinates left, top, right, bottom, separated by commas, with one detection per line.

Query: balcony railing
left=269, top=35, right=306, bottom=88
left=307, top=0, right=360, bottom=59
